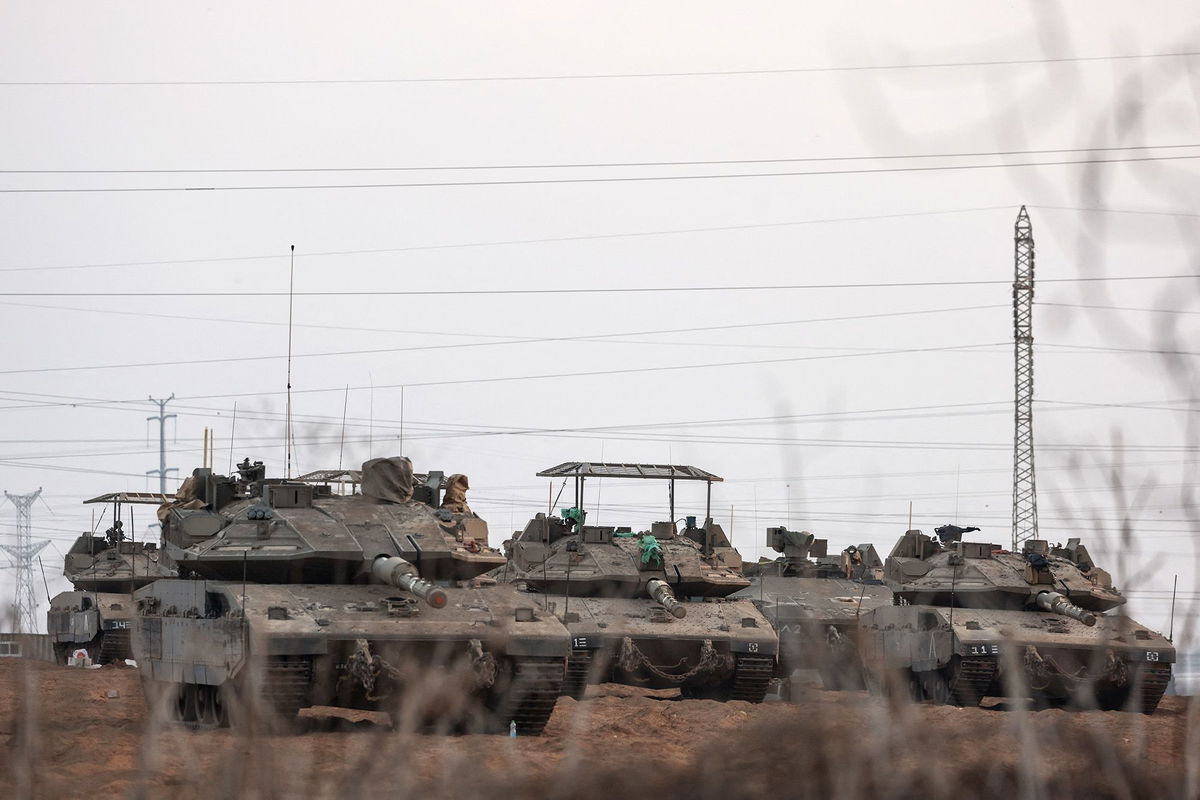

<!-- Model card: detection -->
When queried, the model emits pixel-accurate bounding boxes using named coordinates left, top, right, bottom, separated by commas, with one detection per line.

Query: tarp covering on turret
left=361, top=457, right=414, bottom=504
left=441, top=473, right=471, bottom=513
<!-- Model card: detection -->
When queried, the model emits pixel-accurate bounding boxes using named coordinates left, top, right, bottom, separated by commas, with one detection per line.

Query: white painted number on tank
left=748, top=643, right=759, bottom=653
left=968, top=644, right=999, bottom=656
left=107, top=620, right=130, bottom=629
left=1146, top=651, right=1160, bottom=662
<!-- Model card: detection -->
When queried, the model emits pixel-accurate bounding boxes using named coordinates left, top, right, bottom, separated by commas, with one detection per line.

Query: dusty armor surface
left=497, top=463, right=778, bottom=702
left=857, top=527, right=1174, bottom=713
left=130, top=457, right=569, bottom=734
left=732, top=527, right=892, bottom=693
left=47, top=520, right=175, bottom=664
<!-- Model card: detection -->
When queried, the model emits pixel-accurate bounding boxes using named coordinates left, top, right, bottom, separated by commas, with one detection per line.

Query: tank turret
left=883, top=528, right=1125, bottom=612
left=153, top=456, right=503, bottom=585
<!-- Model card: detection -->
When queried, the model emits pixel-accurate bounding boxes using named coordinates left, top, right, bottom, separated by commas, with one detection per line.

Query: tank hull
left=858, top=605, right=1175, bottom=713
left=133, top=579, right=570, bottom=734
left=734, top=576, right=893, bottom=691
left=47, top=590, right=136, bottom=664
left=555, top=596, right=778, bottom=702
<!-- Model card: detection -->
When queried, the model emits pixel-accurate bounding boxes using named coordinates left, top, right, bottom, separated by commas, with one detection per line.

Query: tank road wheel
left=190, top=684, right=226, bottom=729
left=917, top=669, right=952, bottom=705
left=174, top=684, right=198, bottom=724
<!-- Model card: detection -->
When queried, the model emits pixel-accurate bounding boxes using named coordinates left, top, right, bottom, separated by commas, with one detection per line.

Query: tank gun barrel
left=645, top=578, right=686, bottom=619
left=371, top=555, right=448, bottom=608
left=1036, top=591, right=1096, bottom=626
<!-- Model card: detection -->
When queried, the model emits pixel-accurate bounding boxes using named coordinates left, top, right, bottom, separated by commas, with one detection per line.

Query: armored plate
left=134, top=579, right=570, bottom=733
left=548, top=595, right=777, bottom=699
left=558, top=596, right=777, bottom=654
left=865, top=605, right=1175, bottom=663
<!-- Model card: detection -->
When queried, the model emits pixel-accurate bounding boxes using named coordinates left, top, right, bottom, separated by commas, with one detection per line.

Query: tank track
left=262, top=656, right=313, bottom=718
left=495, top=657, right=564, bottom=735
left=728, top=655, right=774, bottom=703
left=562, top=649, right=592, bottom=700
left=951, top=658, right=996, bottom=705
left=1138, top=663, right=1172, bottom=714
left=99, top=630, right=132, bottom=664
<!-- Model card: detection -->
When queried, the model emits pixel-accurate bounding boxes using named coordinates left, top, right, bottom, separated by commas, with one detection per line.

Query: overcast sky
left=1, top=3, right=1197, bottom=643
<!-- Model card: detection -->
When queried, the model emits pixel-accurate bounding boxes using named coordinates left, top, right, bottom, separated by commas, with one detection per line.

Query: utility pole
left=1, top=488, right=50, bottom=634
left=1011, top=206, right=1039, bottom=551
left=147, top=394, right=177, bottom=494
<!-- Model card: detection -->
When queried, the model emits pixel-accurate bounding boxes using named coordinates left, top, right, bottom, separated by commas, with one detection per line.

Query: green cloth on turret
left=638, top=534, right=663, bottom=569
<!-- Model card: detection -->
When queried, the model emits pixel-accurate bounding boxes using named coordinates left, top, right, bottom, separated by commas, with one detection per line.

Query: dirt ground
left=1, top=659, right=1196, bottom=800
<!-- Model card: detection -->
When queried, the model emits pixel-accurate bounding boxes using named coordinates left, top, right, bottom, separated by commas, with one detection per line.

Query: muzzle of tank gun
left=645, top=578, right=686, bottom=619
left=1035, top=591, right=1096, bottom=626
left=371, top=555, right=448, bottom=609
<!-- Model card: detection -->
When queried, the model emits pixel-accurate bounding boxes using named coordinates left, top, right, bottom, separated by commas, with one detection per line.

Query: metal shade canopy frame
left=535, top=462, right=723, bottom=524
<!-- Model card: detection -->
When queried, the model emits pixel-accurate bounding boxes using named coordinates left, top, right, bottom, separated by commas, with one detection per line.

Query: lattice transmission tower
left=1, top=488, right=50, bottom=634
left=147, top=394, right=177, bottom=494
left=1011, top=206, right=1039, bottom=551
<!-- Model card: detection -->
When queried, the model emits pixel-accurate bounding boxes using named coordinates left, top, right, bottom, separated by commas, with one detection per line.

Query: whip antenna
left=285, top=244, right=295, bottom=478
left=338, top=384, right=349, bottom=472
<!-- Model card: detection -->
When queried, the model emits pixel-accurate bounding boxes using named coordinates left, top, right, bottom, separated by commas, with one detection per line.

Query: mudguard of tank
left=555, top=596, right=777, bottom=702
left=859, top=605, right=1175, bottom=713
left=47, top=591, right=137, bottom=664
left=133, top=579, right=570, bottom=734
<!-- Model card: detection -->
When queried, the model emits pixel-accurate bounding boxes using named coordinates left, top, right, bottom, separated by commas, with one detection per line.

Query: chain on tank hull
left=133, top=579, right=569, bottom=734
left=553, top=596, right=777, bottom=702
left=859, top=605, right=1175, bottom=713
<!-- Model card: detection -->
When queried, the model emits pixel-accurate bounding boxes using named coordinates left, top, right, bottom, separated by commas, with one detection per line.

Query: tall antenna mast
left=1011, top=206, right=1039, bottom=551
left=1, top=488, right=49, bottom=633
left=147, top=394, right=176, bottom=493
left=286, top=244, right=295, bottom=478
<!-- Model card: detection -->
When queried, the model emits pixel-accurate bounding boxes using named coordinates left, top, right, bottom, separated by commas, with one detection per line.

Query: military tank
left=496, top=462, right=778, bottom=703
left=47, top=514, right=175, bottom=664
left=732, top=527, right=892, bottom=694
left=857, top=525, right=1175, bottom=713
left=125, top=456, right=569, bottom=734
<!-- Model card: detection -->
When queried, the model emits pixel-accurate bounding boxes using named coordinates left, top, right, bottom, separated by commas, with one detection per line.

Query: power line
left=0, top=340, right=1005, bottom=377
left=4, top=273, right=1197, bottom=298
left=2, top=49, right=1195, bottom=86
left=0, top=302, right=1006, bottom=350
left=4, top=153, right=1199, bottom=193
left=7, top=203, right=1198, bottom=276
left=5, top=143, right=1198, bottom=174
left=0, top=207, right=1014, bottom=273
